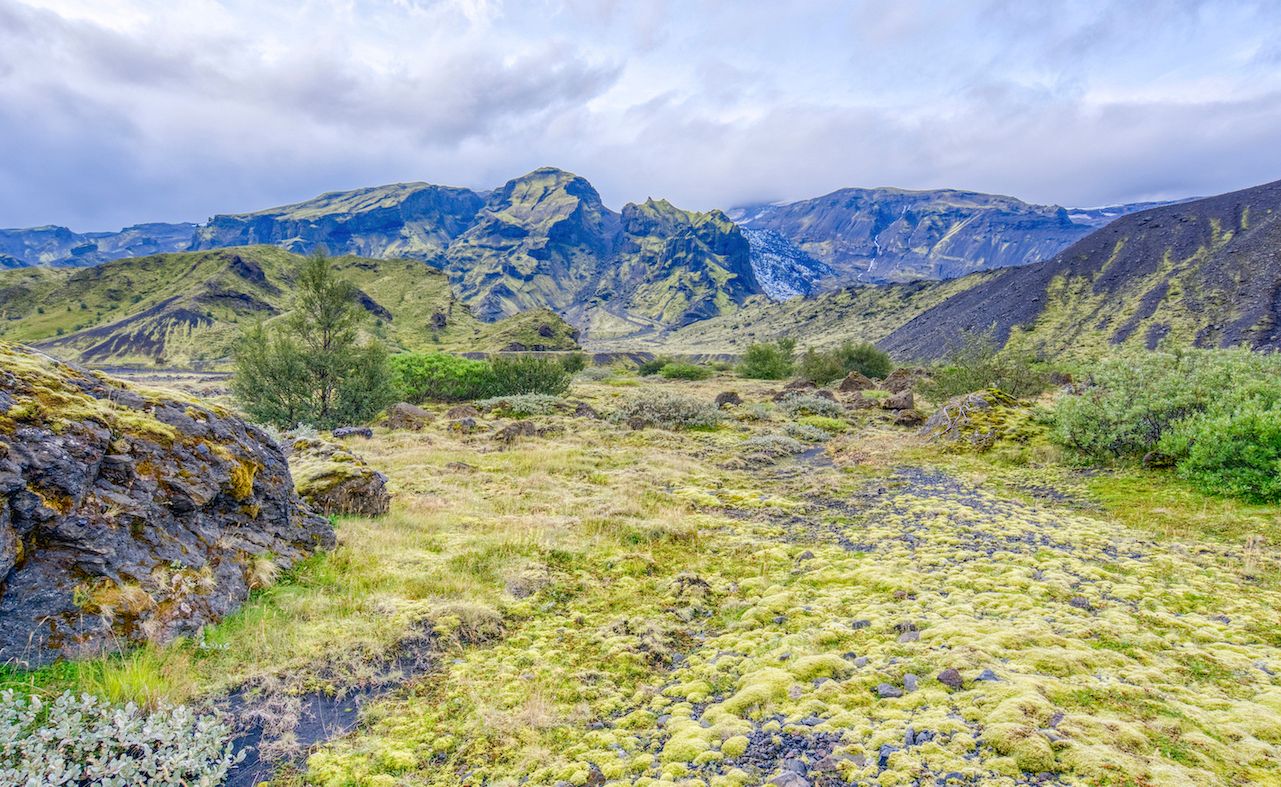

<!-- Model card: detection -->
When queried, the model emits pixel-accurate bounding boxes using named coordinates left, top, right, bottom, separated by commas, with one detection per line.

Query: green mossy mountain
left=0, top=247, right=578, bottom=367
left=880, top=178, right=1281, bottom=360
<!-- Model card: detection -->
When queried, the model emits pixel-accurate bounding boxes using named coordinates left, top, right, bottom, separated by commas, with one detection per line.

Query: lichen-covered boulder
left=290, top=438, right=390, bottom=517
left=0, top=344, right=332, bottom=667
left=837, top=371, right=874, bottom=392
left=383, top=402, right=432, bottom=431
left=920, top=389, right=1021, bottom=451
left=881, top=389, right=914, bottom=411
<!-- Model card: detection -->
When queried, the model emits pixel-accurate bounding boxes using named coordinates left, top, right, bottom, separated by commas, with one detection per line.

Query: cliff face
left=0, top=344, right=333, bottom=667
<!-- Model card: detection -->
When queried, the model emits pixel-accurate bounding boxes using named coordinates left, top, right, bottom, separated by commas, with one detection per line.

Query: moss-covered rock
left=920, top=389, right=1024, bottom=451
left=0, top=343, right=332, bottom=666
left=290, top=437, right=390, bottom=517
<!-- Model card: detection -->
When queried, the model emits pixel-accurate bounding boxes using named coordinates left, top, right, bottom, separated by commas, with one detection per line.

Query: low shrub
left=637, top=356, right=673, bottom=376
left=735, top=403, right=774, bottom=422
left=391, top=352, right=492, bottom=402
left=920, top=329, right=1051, bottom=400
left=611, top=391, right=721, bottom=430
left=741, top=434, right=806, bottom=457
left=737, top=339, right=795, bottom=380
left=779, top=394, right=844, bottom=418
left=785, top=423, right=830, bottom=443
left=476, top=394, right=564, bottom=417
left=559, top=353, right=589, bottom=374
left=797, top=415, right=848, bottom=434
left=576, top=365, right=615, bottom=382
left=1053, top=347, right=1281, bottom=502
left=487, top=355, right=572, bottom=397
left=795, top=341, right=893, bottom=385
left=0, top=690, right=241, bottom=785
left=659, top=362, right=712, bottom=381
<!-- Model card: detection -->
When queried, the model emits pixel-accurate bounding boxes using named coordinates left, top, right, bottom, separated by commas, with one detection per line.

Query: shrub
left=392, top=352, right=492, bottom=402
left=785, top=423, right=830, bottom=443
left=0, top=690, right=241, bottom=785
left=486, top=355, right=572, bottom=397
left=797, top=415, right=848, bottom=434
left=736, top=403, right=773, bottom=422
left=741, top=434, right=806, bottom=458
left=637, top=356, right=673, bottom=376
left=560, top=353, right=589, bottom=374
left=476, top=394, right=564, bottom=417
left=659, top=362, right=712, bottom=381
left=1053, top=347, right=1281, bottom=502
left=779, top=394, right=844, bottom=418
left=576, top=365, right=615, bottom=382
left=611, top=391, right=721, bottom=430
left=919, top=328, right=1050, bottom=401
left=737, top=339, right=795, bottom=380
left=795, top=348, right=846, bottom=386
left=795, top=341, right=893, bottom=385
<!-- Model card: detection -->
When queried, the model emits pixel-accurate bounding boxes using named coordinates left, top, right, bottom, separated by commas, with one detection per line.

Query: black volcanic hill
left=880, top=179, right=1281, bottom=360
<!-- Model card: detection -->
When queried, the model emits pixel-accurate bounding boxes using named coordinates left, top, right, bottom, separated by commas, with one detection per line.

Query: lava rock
left=383, top=402, right=433, bottom=431
left=331, top=426, right=373, bottom=439
left=838, top=371, right=875, bottom=392
left=881, top=389, right=914, bottom=411
left=937, top=668, right=964, bottom=690
left=976, top=669, right=1001, bottom=682
left=715, top=391, right=743, bottom=408
left=291, top=437, right=391, bottom=517
left=876, top=683, right=903, bottom=698
left=494, top=420, right=538, bottom=445
left=0, top=347, right=332, bottom=667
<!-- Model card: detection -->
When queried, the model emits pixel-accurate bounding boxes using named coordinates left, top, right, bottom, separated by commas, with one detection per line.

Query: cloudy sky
left=3, top=0, right=1281, bottom=230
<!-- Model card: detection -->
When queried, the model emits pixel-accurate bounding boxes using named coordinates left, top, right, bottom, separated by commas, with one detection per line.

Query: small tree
left=234, top=251, right=395, bottom=428
left=737, top=339, right=796, bottom=380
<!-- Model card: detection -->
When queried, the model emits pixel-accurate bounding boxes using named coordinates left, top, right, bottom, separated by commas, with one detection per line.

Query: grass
left=7, top=373, right=1281, bottom=785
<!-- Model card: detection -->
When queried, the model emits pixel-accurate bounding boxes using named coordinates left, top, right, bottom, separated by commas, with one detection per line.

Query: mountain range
left=1, top=168, right=1167, bottom=339
left=646, top=178, right=1281, bottom=360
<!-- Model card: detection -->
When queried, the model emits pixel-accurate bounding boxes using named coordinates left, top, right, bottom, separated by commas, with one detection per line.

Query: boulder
left=0, top=346, right=332, bottom=667
left=838, top=371, right=875, bottom=392
left=714, top=391, right=743, bottom=409
left=920, top=389, right=1020, bottom=451
left=846, top=392, right=876, bottom=410
left=881, top=390, right=914, bottom=411
left=494, top=420, right=537, bottom=445
left=449, top=417, right=480, bottom=434
left=384, top=402, right=432, bottom=431
left=894, top=409, right=925, bottom=427
left=291, top=438, right=390, bottom=517
left=883, top=368, right=927, bottom=394
left=813, top=389, right=837, bottom=402
left=332, top=426, right=373, bottom=440
left=446, top=404, right=480, bottom=419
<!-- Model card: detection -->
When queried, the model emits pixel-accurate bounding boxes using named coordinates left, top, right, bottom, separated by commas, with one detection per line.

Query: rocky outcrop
left=290, top=438, right=390, bottom=517
left=0, top=345, right=332, bottom=667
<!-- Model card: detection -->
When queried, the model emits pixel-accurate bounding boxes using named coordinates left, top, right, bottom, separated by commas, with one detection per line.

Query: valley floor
left=7, top=376, right=1281, bottom=786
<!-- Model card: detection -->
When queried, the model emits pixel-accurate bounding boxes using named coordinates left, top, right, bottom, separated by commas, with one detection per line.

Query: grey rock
left=976, top=669, right=1001, bottom=682
left=331, top=426, right=373, bottom=439
left=0, top=349, right=332, bottom=667
left=877, top=743, right=898, bottom=769
left=904, top=673, right=918, bottom=692
left=851, top=619, right=871, bottom=629
left=383, top=401, right=433, bottom=431
left=876, top=683, right=903, bottom=698
left=768, top=774, right=809, bottom=787
left=937, top=668, right=964, bottom=690
left=714, top=391, right=743, bottom=409
left=292, top=438, right=391, bottom=517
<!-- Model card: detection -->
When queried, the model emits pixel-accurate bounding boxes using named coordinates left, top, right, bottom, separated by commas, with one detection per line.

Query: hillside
left=880, top=178, right=1281, bottom=360
left=0, top=247, right=578, bottom=366
left=730, top=188, right=1160, bottom=283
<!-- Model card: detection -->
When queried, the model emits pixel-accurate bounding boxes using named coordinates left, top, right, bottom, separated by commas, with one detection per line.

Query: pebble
left=976, top=669, right=1001, bottom=682
left=937, top=668, right=964, bottom=689
left=876, top=683, right=903, bottom=698
left=904, top=673, right=918, bottom=692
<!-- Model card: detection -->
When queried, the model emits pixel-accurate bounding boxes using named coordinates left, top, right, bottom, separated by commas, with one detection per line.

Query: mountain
left=730, top=188, right=1164, bottom=283
left=0, top=222, right=196, bottom=267
left=193, top=182, right=485, bottom=263
left=0, top=247, right=578, bottom=367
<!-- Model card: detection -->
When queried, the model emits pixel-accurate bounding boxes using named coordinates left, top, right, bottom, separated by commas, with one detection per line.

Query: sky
left=3, top=0, right=1281, bottom=231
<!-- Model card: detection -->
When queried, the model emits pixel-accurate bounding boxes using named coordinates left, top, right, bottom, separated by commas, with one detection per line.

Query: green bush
left=1052, top=347, right=1281, bottom=502
left=779, top=394, right=844, bottom=418
left=659, top=362, right=712, bottom=380
left=476, top=394, right=564, bottom=417
left=737, top=339, right=795, bottom=380
left=0, top=690, right=241, bottom=784
left=795, top=348, right=846, bottom=385
left=794, top=341, right=893, bottom=385
left=637, top=356, right=673, bottom=376
left=391, top=352, right=493, bottom=402
left=487, top=355, right=572, bottom=396
left=610, top=391, right=721, bottom=430
left=920, top=329, right=1050, bottom=400
left=560, top=353, right=589, bottom=374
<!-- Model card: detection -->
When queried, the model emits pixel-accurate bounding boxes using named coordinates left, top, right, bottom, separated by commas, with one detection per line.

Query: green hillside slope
left=0, top=247, right=578, bottom=367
